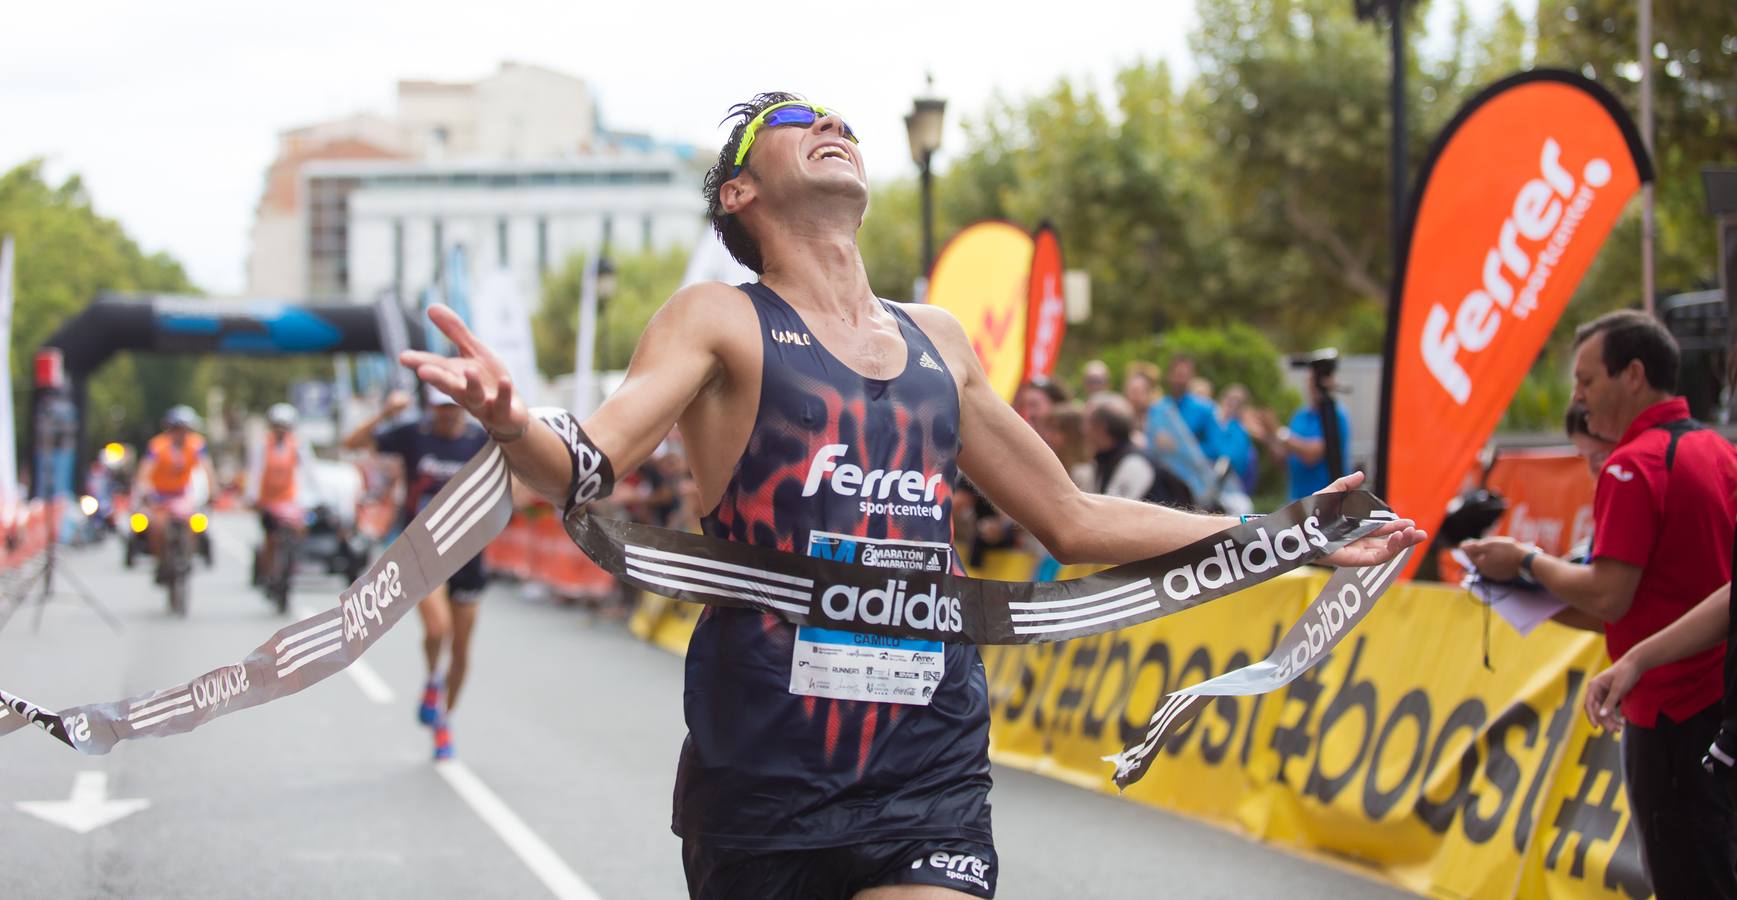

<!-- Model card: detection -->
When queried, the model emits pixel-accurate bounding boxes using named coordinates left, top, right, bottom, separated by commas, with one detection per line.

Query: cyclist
left=132, top=405, right=217, bottom=581
left=250, top=403, right=308, bottom=597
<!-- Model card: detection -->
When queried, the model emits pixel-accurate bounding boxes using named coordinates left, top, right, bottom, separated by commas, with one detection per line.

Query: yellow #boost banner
left=981, top=574, right=1649, bottom=900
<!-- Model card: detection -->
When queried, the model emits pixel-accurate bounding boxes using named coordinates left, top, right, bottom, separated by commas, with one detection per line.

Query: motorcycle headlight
left=189, top=513, right=209, bottom=534
left=79, top=495, right=99, bottom=517
left=130, top=512, right=149, bottom=534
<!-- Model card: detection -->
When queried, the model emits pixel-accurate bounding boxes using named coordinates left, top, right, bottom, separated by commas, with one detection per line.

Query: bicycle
left=259, top=512, right=302, bottom=615
left=156, top=513, right=201, bottom=617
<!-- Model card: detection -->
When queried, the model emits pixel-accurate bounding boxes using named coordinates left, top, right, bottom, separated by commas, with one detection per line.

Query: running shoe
left=418, top=678, right=443, bottom=727
left=433, top=720, right=455, bottom=761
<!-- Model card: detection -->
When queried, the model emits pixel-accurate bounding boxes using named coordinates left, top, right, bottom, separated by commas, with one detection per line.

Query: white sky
left=0, top=0, right=1526, bottom=295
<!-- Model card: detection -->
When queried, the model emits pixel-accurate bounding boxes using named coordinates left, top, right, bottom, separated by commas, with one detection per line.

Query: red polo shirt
left=1593, top=397, right=1737, bottom=727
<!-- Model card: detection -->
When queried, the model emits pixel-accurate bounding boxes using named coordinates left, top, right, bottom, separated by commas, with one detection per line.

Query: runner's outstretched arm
left=909, top=305, right=1424, bottom=568
left=399, top=292, right=728, bottom=506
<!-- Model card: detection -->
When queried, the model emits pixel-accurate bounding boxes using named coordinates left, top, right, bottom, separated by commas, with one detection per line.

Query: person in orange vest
left=250, top=403, right=307, bottom=587
left=131, top=405, right=217, bottom=568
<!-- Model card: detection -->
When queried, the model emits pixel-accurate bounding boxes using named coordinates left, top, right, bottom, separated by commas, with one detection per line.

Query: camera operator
left=1463, top=311, right=1737, bottom=899
left=1256, top=352, right=1350, bottom=501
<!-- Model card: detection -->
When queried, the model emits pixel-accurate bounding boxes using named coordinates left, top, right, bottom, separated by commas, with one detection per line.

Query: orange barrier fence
left=482, top=505, right=614, bottom=599
left=1, top=499, right=60, bottom=572
left=1437, top=448, right=1595, bottom=584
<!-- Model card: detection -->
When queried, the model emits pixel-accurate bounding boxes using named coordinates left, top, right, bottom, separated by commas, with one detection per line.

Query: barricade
left=533, top=513, right=613, bottom=598
left=355, top=499, right=397, bottom=542
left=625, top=563, right=1643, bottom=899
left=483, top=511, right=534, bottom=578
left=1, top=499, right=56, bottom=574
left=482, top=506, right=615, bottom=600
left=1438, top=448, right=1595, bottom=584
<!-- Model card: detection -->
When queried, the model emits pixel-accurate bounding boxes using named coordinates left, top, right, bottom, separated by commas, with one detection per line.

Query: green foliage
left=1500, top=356, right=1575, bottom=431
left=532, top=245, right=691, bottom=379
left=0, top=160, right=200, bottom=453
left=1533, top=0, right=1733, bottom=314
left=857, top=0, right=1732, bottom=434
left=1092, top=323, right=1295, bottom=412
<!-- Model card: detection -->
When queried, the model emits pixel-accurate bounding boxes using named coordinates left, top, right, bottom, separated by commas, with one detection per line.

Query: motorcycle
left=126, top=502, right=210, bottom=617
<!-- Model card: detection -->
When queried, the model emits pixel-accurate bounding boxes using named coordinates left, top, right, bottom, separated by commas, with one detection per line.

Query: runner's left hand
left=1313, top=471, right=1428, bottom=568
left=398, top=304, right=529, bottom=439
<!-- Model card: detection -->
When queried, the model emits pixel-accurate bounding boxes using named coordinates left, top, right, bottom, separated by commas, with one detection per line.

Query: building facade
left=248, top=62, right=703, bottom=302
left=311, top=154, right=704, bottom=302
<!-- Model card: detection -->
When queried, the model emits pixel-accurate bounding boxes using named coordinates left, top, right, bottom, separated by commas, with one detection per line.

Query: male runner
left=342, top=386, right=488, bottom=760
left=132, top=405, right=218, bottom=572
left=401, top=92, right=1424, bottom=898
left=250, top=403, right=307, bottom=587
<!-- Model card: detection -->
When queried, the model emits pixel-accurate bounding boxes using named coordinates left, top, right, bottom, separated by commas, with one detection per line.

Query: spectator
left=1080, top=359, right=1110, bottom=397
left=1039, top=403, right=1093, bottom=491
left=1086, top=394, right=1156, bottom=500
left=1188, top=376, right=1215, bottom=403
left=1161, top=355, right=1219, bottom=451
left=1143, top=359, right=1216, bottom=503
left=1565, top=402, right=1617, bottom=482
left=1086, top=393, right=1191, bottom=506
left=1214, top=384, right=1258, bottom=493
left=1014, top=378, right=1058, bottom=429
left=1123, top=363, right=1159, bottom=435
left=1462, top=310, right=1737, bottom=899
left=1562, top=402, right=1618, bottom=563
left=1256, top=369, right=1351, bottom=501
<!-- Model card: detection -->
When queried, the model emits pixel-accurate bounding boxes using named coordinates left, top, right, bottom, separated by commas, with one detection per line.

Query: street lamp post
left=1354, top=0, right=1412, bottom=301
left=905, top=82, right=947, bottom=282
left=574, top=254, right=616, bottom=418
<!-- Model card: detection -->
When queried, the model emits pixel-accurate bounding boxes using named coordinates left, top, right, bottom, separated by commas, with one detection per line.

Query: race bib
left=789, top=532, right=951, bottom=706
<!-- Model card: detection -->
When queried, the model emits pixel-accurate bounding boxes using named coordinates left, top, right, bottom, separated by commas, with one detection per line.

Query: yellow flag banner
left=628, top=572, right=1646, bottom=898
left=925, top=221, right=1035, bottom=402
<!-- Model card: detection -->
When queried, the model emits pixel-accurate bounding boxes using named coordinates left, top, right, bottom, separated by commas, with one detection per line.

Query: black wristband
left=531, top=407, right=616, bottom=514
left=1518, top=549, right=1540, bottom=586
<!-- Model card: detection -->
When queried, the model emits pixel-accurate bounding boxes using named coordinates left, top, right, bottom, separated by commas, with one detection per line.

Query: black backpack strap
left=1650, top=418, right=1705, bottom=472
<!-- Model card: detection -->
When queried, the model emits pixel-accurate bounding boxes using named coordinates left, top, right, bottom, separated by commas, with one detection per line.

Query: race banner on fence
left=1437, top=448, right=1596, bottom=584
left=978, top=575, right=1646, bottom=899
left=1377, top=69, right=1651, bottom=577
left=926, top=221, right=1036, bottom=402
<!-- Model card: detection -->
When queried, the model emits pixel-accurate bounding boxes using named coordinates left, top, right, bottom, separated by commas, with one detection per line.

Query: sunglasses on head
left=731, top=101, right=858, bottom=175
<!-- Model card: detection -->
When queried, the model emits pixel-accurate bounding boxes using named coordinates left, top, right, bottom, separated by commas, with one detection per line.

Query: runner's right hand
left=398, top=304, right=530, bottom=440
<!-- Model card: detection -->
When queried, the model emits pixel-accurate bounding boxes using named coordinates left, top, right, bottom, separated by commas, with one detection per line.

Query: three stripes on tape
left=1, top=437, right=1408, bottom=787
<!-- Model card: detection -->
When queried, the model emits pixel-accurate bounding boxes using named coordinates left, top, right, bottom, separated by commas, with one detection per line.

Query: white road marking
left=15, top=771, right=150, bottom=834
left=436, top=760, right=603, bottom=900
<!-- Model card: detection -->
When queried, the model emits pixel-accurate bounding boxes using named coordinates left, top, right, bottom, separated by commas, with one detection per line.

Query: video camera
left=1288, top=348, right=1340, bottom=381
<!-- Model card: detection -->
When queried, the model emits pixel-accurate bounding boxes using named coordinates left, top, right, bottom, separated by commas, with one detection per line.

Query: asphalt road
left=0, top=514, right=1410, bottom=899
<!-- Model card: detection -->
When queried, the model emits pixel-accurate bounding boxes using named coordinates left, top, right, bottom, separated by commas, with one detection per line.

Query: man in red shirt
left=1465, top=310, right=1737, bottom=899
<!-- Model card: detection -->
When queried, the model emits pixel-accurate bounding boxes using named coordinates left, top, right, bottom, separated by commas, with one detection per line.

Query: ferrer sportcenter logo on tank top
left=802, top=444, right=946, bottom=521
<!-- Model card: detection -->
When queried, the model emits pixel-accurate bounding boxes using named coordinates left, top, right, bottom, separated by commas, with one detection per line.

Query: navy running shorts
left=681, top=837, right=996, bottom=899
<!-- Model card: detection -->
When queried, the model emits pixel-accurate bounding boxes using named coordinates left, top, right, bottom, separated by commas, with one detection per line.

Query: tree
left=0, top=160, right=199, bottom=455
left=532, top=245, right=691, bottom=379
left=1535, top=0, right=1734, bottom=320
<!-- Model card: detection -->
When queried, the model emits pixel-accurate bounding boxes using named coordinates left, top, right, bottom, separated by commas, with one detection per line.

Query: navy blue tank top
left=673, top=283, right=993, bottom=850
